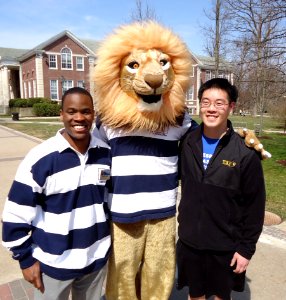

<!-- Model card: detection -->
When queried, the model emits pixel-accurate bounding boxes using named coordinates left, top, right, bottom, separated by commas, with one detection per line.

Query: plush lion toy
left=92, top=21, right=269, bottom=300
left=237, top=128, right=271, bottom=159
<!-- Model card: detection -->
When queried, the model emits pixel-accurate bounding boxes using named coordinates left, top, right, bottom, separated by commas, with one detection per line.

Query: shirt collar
left=55, top=128, right=110, bottom=153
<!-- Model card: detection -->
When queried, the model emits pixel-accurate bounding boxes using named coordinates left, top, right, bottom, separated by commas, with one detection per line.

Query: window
left=49, top=55, right=57, bottom=68
left=28, top=81, right=32, bottom=98
left=76, top=57, right=84, bottom=70
left=218, top=71, right=224, bottom=78
left=62, top=80, right=73, bottom=94
left=187, top=85, right=194, bottom=100
left=50, top=80, right=58, bottom=100
left=61, top=48, right=72, bottom=69
left=205, top=70, right=211, bottom=81
left=191, top=66, right=195, bottom=77
left=24, top=82, right=27, bottom=98
left=77, top=80, right=84, bottom=88
left=33, top=80, right=37, bottom=97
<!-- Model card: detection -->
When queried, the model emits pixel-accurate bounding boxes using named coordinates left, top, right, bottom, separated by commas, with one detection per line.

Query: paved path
left=0, top=124, right=285, bottom=300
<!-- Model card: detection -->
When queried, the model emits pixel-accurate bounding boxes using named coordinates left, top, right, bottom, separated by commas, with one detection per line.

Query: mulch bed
left=264, top=211, right=282, bottom=226
left=277, top=160, right=286, bottom=167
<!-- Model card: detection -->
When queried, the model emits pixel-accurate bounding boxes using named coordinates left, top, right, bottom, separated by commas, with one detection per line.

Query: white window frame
left=187, top=85, right=194, bottom=100
left=24, top=82, right=27, bottom=98
left=50, top=80, right=59, bottom=100
left=205, top=70, right=211, bottom=81
left=33, top=80, right=37, bottom=97
left=191, top=66, right=195, bottom=77
left=76, top=56, right=84, bottom=71
left=61, top=47, right=72, bottom=69
left=28, top=81, right=32, bottom=98
left=77, top=80, right=85, bottom=88
left=49, top=54, right=57, bottom=69
left=62, top=80, right=73, bottom=94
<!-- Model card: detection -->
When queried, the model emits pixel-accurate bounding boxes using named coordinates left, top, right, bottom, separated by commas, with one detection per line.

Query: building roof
left=0, top=47, right=29, bottom=67
left=0, top=31, right=232, bottom=72
left=78, top=38, right=101, bottom=54
left=18, top=30, right=100, bottom=61
left=195, top=54, right=233, bottom=70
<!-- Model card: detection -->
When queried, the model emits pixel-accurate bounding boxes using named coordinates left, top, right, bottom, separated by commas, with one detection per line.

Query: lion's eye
left=128, top=61, right=139, bottom=69
left=160, top=59, right=168, bottom=66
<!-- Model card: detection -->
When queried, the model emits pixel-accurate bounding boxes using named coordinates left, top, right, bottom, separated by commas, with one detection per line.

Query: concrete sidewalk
left=0, top=124, right=285, bottom=300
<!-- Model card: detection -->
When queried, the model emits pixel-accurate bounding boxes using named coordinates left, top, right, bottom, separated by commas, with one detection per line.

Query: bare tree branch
left=130, top=0, right=157, bottom=22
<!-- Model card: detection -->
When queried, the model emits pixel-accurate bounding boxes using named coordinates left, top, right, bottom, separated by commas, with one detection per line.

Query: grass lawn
left=1, top=115, right=285, bottom=220
left=259, top=133, right=286, bottom=220
left=0, top=122, right=63, bottom=140
left=192, top=114, right=285, bottom=132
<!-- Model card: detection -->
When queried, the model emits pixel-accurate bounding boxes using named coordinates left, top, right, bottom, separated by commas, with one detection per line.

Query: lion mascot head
left=92, top=21, right=192, bottom=132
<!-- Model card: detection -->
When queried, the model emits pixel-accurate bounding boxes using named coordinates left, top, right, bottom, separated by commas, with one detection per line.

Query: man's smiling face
left=60, top=92, right=94, bottom=152
left=200, top=88, right=235, bottom=136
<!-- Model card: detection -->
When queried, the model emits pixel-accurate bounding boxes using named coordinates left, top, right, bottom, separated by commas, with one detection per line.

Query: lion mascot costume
left=92, top=21, right=270, bottom=300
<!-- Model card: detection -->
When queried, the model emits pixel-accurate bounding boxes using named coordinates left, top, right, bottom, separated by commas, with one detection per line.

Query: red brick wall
left=21, top=35, right=92, bottom=100
left=43, top=36, right=91, bottom=99
left=21, top=57, right=37, bottom=98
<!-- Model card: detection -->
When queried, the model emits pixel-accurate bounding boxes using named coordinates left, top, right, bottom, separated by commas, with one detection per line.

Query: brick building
left=187, top=54, right=234, bottom=115
left=0, top=30, right=233, bottom=115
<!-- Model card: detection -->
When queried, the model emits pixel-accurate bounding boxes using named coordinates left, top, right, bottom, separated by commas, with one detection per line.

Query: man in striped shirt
left=2, top=87, right=111, bottom=300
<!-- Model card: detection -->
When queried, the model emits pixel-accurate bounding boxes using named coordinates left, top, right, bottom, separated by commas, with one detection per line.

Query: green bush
left=33, top=102, right=61, bottom=116
left=27, top=97, right=51, bottom=106
left=9, top=98, right=22, bottom=107
left=9, top=97, right=51, bottom=108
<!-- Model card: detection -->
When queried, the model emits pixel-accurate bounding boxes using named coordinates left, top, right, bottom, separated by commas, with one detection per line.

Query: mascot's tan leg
left=140, top=217, right=176, bottom=300
left=105, top=217, right=176, bottom=300
left=106, top=221, right=145, bottom=300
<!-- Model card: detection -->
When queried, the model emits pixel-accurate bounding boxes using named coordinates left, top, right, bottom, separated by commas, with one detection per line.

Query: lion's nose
left=144, top=74, right=163, bottom=89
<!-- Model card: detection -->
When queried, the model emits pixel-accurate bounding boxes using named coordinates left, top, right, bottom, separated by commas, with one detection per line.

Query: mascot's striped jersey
left=93, top=112, right=194, bottom=223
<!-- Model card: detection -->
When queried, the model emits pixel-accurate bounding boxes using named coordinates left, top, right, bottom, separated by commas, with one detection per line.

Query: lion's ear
left=237, top=128, right=272, bottom=160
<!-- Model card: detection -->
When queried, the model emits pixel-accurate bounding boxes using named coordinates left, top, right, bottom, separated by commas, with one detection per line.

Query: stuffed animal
left=237, top=128, right=271, bottom=159
left=92, top=21, right=192, bottom=300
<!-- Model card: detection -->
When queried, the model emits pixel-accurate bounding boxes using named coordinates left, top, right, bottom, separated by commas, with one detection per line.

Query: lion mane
left=93, top=21, right=192, bottom=132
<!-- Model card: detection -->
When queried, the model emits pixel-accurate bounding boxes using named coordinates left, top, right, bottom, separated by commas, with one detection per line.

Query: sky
left=0, top=0, right=213, bottom=55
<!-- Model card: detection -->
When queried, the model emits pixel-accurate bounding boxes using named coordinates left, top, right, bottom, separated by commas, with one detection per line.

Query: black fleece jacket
left=178, top=120, right=265, bottom=260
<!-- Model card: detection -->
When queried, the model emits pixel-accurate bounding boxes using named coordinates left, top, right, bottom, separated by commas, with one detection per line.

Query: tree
left=130, top=0, right=157, bottom=22
left=225, top=0, right=286, bottom=130
left=201, top=0, right=231, bottom=76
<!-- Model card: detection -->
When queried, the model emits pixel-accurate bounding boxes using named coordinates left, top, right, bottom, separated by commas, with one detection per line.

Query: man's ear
left=230, top=102, right=236, bottom=112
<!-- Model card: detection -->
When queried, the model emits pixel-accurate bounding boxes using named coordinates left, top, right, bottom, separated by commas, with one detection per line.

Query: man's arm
left=2, top=154, right=43, bottom=285
left=236, top=151, right=266, bottom=260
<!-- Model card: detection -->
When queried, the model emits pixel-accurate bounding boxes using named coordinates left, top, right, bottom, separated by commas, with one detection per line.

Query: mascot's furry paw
left=237, top=128, right=271, bottom=160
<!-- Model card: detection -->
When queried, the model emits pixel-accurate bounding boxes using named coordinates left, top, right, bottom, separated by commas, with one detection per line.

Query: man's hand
left=22, top=261, right=44, bottom=293
left=230, top=252, right=250, bottom=274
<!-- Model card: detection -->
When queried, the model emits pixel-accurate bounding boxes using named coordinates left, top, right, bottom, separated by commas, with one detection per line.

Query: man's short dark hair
left=61, top=87, right=93, bottom=108
left=198, top=78, right=238, bottom=103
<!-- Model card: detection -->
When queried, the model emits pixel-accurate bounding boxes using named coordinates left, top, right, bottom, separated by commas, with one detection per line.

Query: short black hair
left=198, top=78, right=238, bottom=103
left=61, top=87, right=93, bottom=108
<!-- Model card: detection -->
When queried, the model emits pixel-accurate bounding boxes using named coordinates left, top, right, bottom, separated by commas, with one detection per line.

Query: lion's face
left=120, top=49, right=175, bottom=112
left=93, top=21, right=192, bottom=132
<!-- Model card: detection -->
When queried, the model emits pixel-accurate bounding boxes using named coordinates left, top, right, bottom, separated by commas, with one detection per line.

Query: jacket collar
left=199, top=119, right=234, bottom=142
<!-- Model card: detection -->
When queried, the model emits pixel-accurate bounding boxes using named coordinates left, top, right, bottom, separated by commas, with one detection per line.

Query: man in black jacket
left=176, top=78, right=265, bottom=300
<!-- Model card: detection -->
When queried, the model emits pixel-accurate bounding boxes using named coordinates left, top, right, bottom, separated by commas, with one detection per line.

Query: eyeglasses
left=200, top=99, right=229, bottom=109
